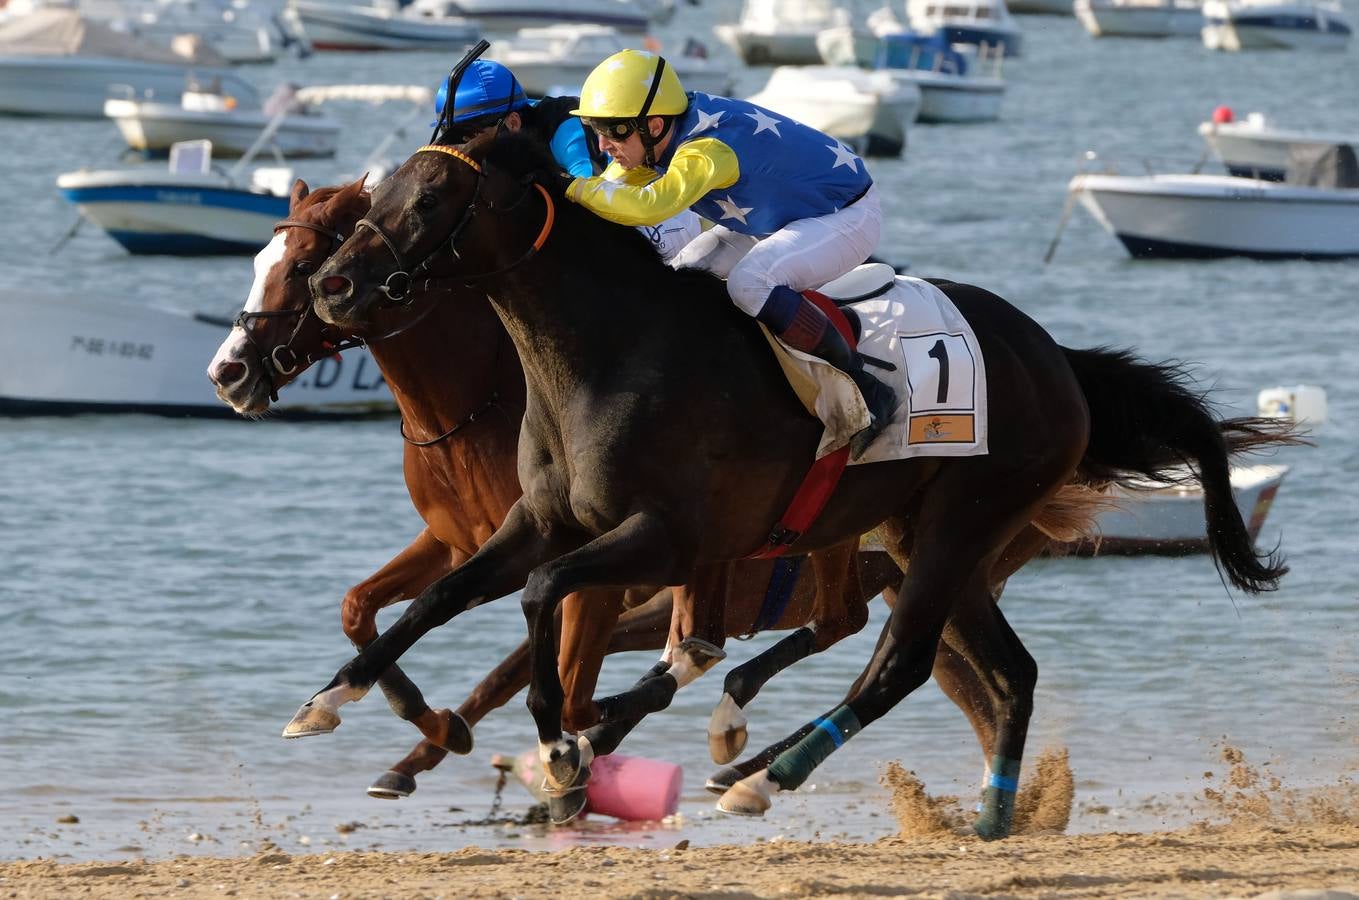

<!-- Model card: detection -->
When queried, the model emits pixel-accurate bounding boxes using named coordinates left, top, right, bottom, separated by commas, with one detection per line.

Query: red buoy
left=1212, top=105, right=1234, bottom=124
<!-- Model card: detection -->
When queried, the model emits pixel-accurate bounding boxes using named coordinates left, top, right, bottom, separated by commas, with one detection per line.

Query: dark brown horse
left=214, top=177, right=1089, bottom=816
left=292, top=132, right=1290, bottom=839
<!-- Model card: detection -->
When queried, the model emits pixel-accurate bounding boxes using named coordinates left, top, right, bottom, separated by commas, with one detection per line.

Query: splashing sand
left=882, top=746, right=1074, bottom=837
left=1202, top=744, right=1359, bottom=827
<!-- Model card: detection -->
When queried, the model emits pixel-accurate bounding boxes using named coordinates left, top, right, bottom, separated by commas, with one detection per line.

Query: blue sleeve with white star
left=549, top=118, right=597, bottom=179
left=566, top=138, right=739, bottom=226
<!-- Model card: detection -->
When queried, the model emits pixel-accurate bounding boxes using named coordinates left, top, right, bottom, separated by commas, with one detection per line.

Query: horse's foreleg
left=339, top=529, right=473, bottom=757
left=519, top=511, right=690, bottom=799
left=590, top=567, right=728, bottom=726
left=283, top=500, right=569, bottom=740
left=709, top=539, right=868, bottom=764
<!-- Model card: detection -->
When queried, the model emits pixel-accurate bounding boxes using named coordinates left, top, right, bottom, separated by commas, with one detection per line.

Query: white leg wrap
left=311, top=682, right=367, bottom=713
left=576, top=734, right=596, bottom=768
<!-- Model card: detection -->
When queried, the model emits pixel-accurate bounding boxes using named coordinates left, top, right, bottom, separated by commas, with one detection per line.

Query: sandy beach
left=3, top=822, right=1356, bottom=899
left=5, top=749, right=1356, bottom=899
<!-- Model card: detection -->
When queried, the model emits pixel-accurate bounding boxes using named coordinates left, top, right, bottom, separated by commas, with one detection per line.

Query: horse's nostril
left=214, top=360, right=246, bottom=386
left=320, top=275, right=350, bottom=297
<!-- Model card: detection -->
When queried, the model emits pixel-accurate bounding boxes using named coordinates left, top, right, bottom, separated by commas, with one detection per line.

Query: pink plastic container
left=585, top=753, right=683, bottom=821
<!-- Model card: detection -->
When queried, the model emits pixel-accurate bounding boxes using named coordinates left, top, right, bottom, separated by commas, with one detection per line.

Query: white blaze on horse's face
left=207, top=232, right=289, bottom=387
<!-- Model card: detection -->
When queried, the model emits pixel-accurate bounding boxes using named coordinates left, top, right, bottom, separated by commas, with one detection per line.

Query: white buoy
left=1258, top=385, right=1328, bottom=426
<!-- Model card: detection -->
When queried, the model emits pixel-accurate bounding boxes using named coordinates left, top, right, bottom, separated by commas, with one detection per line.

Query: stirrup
left=849, top=379, right=897, bottom=460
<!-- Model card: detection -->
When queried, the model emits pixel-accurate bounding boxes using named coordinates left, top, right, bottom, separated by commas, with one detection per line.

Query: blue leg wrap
left=973, top=755, right=1021, bottom=840
left=755, top=285, right=802, bottom=333
left=766, top=704, right=861, bottom=791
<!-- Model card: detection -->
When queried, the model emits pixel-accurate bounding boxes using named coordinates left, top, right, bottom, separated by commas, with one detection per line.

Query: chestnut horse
left=295, top=132, right=1291, bottom=839
left=213, top=178, right=1088, bottom=818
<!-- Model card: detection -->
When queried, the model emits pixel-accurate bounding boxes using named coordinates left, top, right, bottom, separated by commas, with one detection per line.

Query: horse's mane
left=478, top=131, right=726, bottom=294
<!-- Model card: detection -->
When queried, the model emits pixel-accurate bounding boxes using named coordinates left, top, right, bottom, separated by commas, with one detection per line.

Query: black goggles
left=583, top=117, right=639, bottom=141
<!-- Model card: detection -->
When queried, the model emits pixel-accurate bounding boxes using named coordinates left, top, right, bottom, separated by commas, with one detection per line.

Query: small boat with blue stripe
left=56, top=140, right=288, bottom=255
left=906, top=0, right=1024, bottom=55
left=1201, top=0, right=1352, bottom=49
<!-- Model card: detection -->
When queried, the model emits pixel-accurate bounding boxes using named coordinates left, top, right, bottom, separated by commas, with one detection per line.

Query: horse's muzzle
left=311, top=271, right=358, bottom=326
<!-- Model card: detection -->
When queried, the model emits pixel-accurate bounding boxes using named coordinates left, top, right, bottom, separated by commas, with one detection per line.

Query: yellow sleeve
left=566, top=138, right=739, bottom=226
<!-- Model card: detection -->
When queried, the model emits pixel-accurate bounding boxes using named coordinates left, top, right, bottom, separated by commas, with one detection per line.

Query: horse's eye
left=416, top=192, right=438, bottom=211
left=293, top=259, right=315, bottom=276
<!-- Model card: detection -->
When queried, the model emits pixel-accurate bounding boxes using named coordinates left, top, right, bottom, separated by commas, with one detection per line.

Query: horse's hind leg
left=708, top=539, right=868, bottom=764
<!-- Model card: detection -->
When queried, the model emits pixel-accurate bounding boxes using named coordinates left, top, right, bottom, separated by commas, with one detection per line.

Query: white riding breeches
left=669, top=184, right=883, bottom=316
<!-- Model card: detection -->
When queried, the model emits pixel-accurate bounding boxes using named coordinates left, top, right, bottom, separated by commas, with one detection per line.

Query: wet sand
left=2, top=823, right=1356, bottom=899
left=4, top=748, right=1356, bottom=899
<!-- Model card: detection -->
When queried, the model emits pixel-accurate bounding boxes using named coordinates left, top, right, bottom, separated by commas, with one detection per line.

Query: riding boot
left=758, top=286, right=897, bottom=460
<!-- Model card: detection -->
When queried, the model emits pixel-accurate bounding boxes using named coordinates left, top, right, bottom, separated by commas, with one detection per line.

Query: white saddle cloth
left=759, top=264, right=989, bottom=465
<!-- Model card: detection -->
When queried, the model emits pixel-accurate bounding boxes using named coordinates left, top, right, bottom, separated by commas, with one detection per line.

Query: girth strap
left=745, top=291, right=855, bottom=559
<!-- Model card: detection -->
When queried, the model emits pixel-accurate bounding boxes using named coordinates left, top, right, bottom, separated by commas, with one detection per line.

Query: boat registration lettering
left=70, top=336, right=154, bottom=360
left=155, top=191, right=204, bottom=206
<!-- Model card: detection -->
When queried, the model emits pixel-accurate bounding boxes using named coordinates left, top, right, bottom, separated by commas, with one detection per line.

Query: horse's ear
left=290, top=178, right=309, bottom=211
left=337, top=174, right=370, bottom=206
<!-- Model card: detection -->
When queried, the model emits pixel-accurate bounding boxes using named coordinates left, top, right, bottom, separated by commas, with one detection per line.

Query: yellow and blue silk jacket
left=566, top=92, right=873, bottom=238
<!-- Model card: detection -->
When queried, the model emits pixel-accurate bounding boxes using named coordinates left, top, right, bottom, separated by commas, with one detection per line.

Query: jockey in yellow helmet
left=567, top=49, right=894, bottom=457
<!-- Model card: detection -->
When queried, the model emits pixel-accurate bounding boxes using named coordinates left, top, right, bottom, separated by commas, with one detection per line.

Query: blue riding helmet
left=431, top=59, right=530, bottom=127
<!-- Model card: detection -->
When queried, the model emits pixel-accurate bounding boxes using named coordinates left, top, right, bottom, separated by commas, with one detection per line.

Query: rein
left=234, top=218, right=440, bottom=401
left=352, top=144, right=556, bottom=301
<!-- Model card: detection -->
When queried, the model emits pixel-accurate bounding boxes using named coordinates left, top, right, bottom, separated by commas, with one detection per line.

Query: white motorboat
left=411, top=0, right=674, bottom=33
left=487, top=25, right=733, bottom=97
left=1201, top=0, right=1352, bottom=49
left=746, top=65, right=921, bottom=158
left=1068, top=148, right=1359, bottom=258
left=105, top=82, right=341, bottom=157
left=58, top=140, right=291, bottom=254
left=1058, top=464, right=1289, bottom=555
left=872, top=32, right=1004, bottom=123
left=715, top=0, right=870, bottom=65
left=1074, top=0, right=1203, bottom=36
left=906, top=0, right=1024, bottom=55
left=0, top=290, right=392, bottom=417
left=0, top=8, right=258, bottom=118
left=815, top=4, right=909, bottom=67
left=283, top=0, right=478, bottom=51
left=60, top=84, right=433, bottom=254
left=1200, top=110, right=1359, bottom=181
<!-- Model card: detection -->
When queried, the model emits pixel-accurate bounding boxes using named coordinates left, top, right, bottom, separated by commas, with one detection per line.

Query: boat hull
left=1072, top=173, right=1359, bottom=259
left=715, top=23, right=824, bottom=65
left=1199, top=119, right=1359, bottom=181
left=104, top=99, right=341, bottom=157
left=0, top=57, right=257, bottom=118
left=886, top=70, right=1004, bottom=122
left=57, top=175, right=287, bottom=255
left=288, top=1, right=478, bottom=51
left=1201, top=0, right=1352, bottom=48
left=1057, top=465, right=1287, bottom=555
left=0, top=291, right=392, bottom=417
left=1074, top=0, right=1204, bottom=36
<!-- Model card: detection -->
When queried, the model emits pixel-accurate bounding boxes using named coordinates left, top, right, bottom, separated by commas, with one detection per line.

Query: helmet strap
left=636, top=57, right=669, bottom=169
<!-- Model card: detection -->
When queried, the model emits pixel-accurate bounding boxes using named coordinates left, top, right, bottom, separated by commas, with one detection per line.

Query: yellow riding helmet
left=571, top=49, right=689, bottom=119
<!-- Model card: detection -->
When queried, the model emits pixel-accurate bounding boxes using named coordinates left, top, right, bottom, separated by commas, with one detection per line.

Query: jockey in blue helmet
left=434, top=59, right=605, bottom=178
left=434, top=57, right=703, bottom=261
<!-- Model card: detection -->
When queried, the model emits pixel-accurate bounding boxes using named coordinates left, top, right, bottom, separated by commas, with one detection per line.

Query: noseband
left=234, top=219, right=363, bottom=402
left=352, top=144, right=555, bottom=301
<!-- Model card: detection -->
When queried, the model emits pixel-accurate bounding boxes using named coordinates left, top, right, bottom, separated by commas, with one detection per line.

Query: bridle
left=349, top=144, right=555, bottom=303
left=234, top=218, right=439, bottom=402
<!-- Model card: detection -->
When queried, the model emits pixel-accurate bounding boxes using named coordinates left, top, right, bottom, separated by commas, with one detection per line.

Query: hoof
left=971, top=816, right=1012, bottom=841
left=704, top=765, right=743, bottom=795
left=281, top=701, right=341, bottom=739
left=707, top=727, right=747, bottom=766
left=545, top=764, right=591, bottom=825
left=542, top=738, right=581, bottom=792
left=367, top=770, right=417, bottom=800
left=706, top=693, right=748, bottom=765
left=678, top=636, right=727, bottom=672
left=418, top=709, right=474, bottom=755
left=716, top=769, right=774, bottom=817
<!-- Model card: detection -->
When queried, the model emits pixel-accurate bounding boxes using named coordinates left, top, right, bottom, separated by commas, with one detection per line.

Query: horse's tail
left=1061, top=346, right=1301, bottom=594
